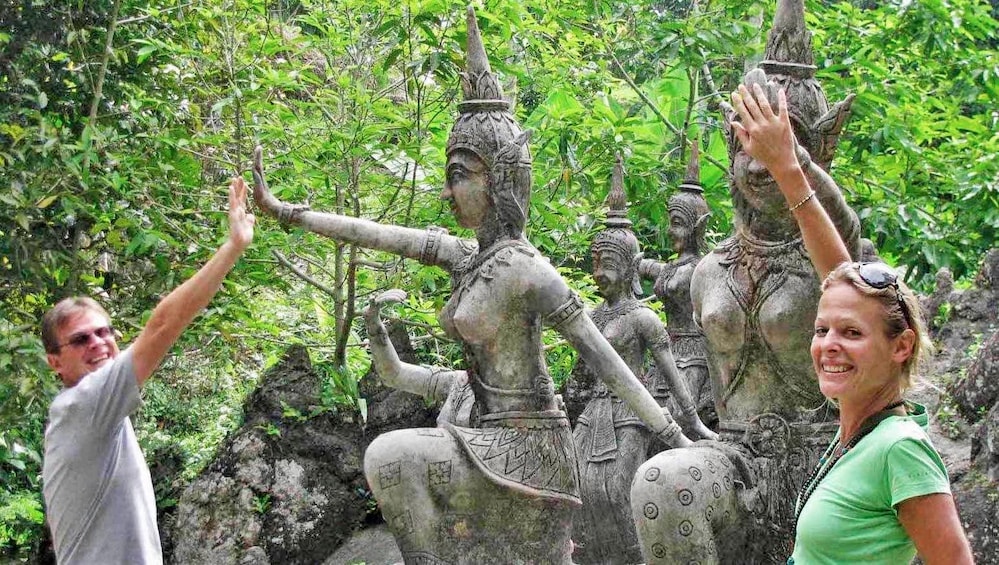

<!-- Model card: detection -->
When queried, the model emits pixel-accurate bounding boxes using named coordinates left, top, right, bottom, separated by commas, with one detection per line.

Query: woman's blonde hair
left=821, top=262, right=932, bottom=394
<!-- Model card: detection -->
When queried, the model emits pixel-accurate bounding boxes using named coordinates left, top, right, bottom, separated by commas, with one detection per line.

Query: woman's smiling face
left=810, top=282, right=914, bottom=406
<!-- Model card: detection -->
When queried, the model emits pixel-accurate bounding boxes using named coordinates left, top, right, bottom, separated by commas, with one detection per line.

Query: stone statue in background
left=570, top=156, right=716, bottom=565
left=632, top=0, right=861, bottom=562
left=253, top=7, right=693, bottom=563
left=639, top=143, right=717, bottom=427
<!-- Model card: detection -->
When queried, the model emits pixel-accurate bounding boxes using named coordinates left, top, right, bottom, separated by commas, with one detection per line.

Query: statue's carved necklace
left=589, top=299, right=645, bottom=332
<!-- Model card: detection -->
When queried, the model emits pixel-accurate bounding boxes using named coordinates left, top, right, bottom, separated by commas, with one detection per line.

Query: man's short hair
left=41, top=297, right=111, bottom=353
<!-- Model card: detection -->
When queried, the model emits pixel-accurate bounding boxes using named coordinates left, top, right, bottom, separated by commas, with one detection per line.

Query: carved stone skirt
left=631, top=414, right=837, bottom=564
left=364, top=410, right=578, bottom=564
left=572, top=396, right=653, bottom=564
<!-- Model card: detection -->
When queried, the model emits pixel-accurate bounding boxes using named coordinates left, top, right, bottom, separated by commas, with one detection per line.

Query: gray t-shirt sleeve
left=65, top=347, right=140, bottom=436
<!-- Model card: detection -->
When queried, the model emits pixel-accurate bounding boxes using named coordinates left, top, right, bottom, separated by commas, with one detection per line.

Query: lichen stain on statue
left=568, top=156, right=715, bottom=564
left=633, top=0, right=862, bottom=563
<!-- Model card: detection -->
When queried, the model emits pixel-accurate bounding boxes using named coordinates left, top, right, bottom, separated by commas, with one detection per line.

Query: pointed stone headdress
left=669, top=141, right=711, bottom=252
left=447, top=5, right=532, bottom=235
left=592, top=154, right=643, bottom=296
left=729, top=0, right=854, bottom=169
left=447, top=6, right=530, bottom=168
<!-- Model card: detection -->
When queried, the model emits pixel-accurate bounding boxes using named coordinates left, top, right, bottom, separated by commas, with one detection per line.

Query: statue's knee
left=364, top=429, right=448, bottom=494
left=632, top=450, right=738, bottom=527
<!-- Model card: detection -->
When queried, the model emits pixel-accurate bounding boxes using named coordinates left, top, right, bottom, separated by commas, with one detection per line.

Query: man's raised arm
left=131, top=177, right=255, bottom=385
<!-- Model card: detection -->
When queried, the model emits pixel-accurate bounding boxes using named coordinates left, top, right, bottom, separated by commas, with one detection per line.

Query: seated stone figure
left=639, top=143, right=716, bottom=427
left=631, top=0, right=860, bottom=562
left=253, top=7, right=692, bottom=563
left=569, top=157, right=716, bottom=565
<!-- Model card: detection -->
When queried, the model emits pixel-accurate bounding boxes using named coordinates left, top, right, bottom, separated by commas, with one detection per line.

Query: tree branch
left=83, top=0, right=122, bottom=172
left=272, top=250, right=339, bottom=298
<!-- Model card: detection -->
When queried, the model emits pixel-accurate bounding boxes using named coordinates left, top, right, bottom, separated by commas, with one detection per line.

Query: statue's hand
left=657, top=413, right=694, bottom=449
left=679, top=412, right=719, bottom=441
left=363, top=289, right=408, bottom=321
left=252, top=145, right=274, bottom=208
left=252, top=145, right=310, bottom=221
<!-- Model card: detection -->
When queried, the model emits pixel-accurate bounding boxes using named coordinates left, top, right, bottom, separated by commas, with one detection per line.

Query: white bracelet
left=788, top=190, right=816, bottom=211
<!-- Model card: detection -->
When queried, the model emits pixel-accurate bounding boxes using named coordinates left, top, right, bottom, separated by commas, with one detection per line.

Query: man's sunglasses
left=59, top=326, right=115, bottom=349
left=856, top=262, right=912, bottom=328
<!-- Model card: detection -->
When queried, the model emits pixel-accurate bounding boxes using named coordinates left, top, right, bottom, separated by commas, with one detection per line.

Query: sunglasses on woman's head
left=856, top=262, right=911, bottom=328
left=60, top=326, right=115, bottom=349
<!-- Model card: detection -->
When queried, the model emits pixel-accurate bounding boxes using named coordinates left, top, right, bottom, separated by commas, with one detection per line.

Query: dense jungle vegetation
left=1, top=0, right=997, bottom=558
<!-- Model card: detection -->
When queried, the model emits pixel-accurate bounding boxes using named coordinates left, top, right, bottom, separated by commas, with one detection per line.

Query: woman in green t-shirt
left=729, top=82, right=973, bottom=564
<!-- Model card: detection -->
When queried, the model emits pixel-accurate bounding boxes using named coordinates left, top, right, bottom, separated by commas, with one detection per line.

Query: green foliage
left=253, top=493, right=272, bottom=515
left=813, top=0, right=999, bottom=286
left=0, top=491, right=44, bottom=557
left=1, top=0, right=996, bottom=557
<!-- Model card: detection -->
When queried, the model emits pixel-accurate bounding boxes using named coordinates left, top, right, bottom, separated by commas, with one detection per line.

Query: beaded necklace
left=792, top=399, right=906, bottom=535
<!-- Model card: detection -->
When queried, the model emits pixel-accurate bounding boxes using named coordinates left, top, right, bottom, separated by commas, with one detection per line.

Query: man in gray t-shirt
left=41, top=177, right=255, bottom=564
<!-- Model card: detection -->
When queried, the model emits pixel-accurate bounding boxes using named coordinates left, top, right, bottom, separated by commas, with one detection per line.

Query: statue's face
left=668, top=211, right=691, bottom=254
left=592, top=248, right=629, bottom=296
left=443, top=150, right=490, bottom=229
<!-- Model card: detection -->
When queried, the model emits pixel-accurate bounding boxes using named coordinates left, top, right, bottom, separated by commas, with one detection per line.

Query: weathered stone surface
left=569, top=157, right=715, bottom=564
left=168, top=343, right=435, bottom=565
left=639, top=141, right=716, bottom=428
left=951, top=331, right=999, bottom=427
left=952, top=476, right=999, bottom=565
left=324, top=524, right=401, bottom=565
left=921, top=250, right=999, bottom=563
left=920, top=267, right=954, bottom=333
left=938, top=252, right=999, bottom=419
left=253, top=6, right=693, bottom=563
left=635, top=0, right=857, bottom=561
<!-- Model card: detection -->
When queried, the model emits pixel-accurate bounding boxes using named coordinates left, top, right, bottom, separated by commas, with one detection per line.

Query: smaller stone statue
left=639, top=142, right=716, bottom=427
left=363, top=289, right=475, bottom=427
left=570, top=156, right=716, bottom=564
left=920, top=267, right=954, bottom=333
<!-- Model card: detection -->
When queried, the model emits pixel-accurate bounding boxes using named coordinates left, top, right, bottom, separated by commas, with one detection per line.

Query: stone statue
left=638, top=142, right=717, bottom=427
left=631, top=0, right=862, bottom=562
left=253, top=7, right=692, bottom=563
left=363, top=289, right=475, bottom=428
left=570, top=156, right=716, bottom=565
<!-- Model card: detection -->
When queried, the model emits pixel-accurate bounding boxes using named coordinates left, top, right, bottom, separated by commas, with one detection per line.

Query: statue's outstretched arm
left=252, top=146, right=472, bottom=271
left=363, top=289, right=459, bottom=401
left=540, top=282, right=692, bottom=449
left=641, top=313, right=718, bottom=440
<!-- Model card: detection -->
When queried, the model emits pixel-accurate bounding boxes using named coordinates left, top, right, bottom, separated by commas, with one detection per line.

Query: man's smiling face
left=46, top=309, right=120, bottom=388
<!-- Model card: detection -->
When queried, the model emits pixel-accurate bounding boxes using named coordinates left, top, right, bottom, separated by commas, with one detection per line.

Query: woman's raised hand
left=731, top=84, right=802, bottom=184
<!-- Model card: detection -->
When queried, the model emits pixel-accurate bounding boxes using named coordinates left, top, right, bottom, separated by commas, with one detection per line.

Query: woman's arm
left=253, top=146, right=472, bottom=271
left=363, top=289, right=458, bottom=401
left=897, top=493, right=973, bottom=565
left=730, top=85, right=851, bottom=279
